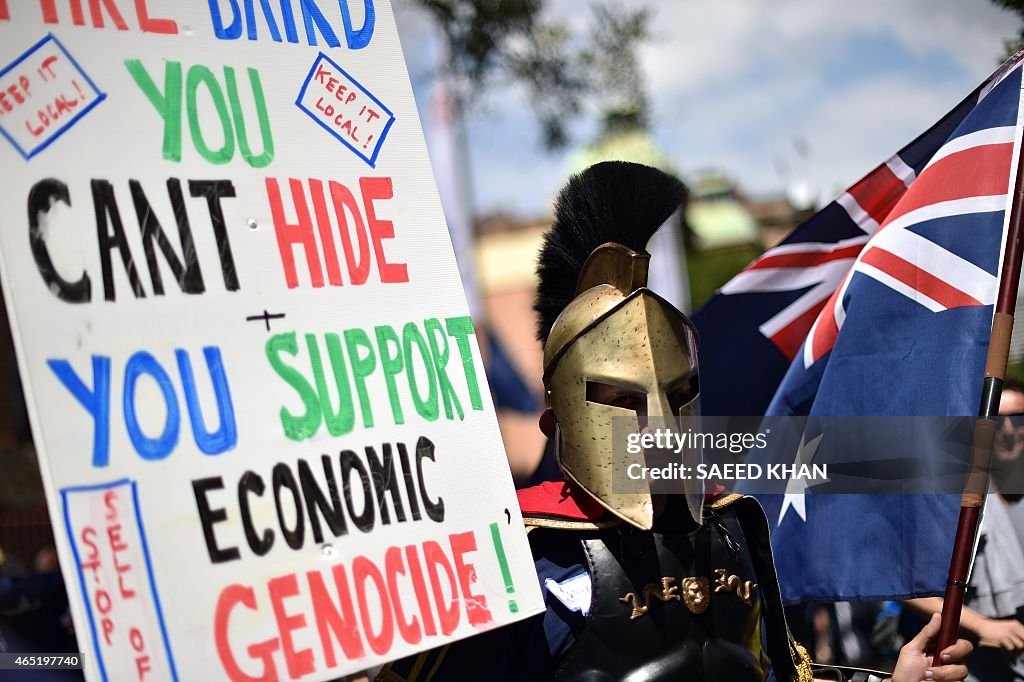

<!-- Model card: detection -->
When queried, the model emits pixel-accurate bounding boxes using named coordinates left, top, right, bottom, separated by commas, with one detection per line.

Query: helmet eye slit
left=585, top=380, right=648, bottom=415
left=666, top=374, right=700, bottom=413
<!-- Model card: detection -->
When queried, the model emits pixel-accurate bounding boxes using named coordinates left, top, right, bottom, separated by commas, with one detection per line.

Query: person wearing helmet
left=377, top=162, right=972, bottom=682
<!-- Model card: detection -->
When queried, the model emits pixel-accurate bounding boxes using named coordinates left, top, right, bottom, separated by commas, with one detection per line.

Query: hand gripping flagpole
left=933, top=130, right=1024, bottom=662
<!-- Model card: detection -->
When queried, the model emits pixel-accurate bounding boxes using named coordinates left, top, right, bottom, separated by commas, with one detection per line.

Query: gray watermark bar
left=0, top=653, right=83, bottom=669
left=606, top=415, right=1024, bottom=495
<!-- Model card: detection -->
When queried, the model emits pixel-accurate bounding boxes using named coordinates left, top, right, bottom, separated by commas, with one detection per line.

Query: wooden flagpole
left=933, top=132, right=1024, bottom=662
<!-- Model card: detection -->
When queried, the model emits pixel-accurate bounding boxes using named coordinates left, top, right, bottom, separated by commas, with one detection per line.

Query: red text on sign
left=214, top=531, right=491, bottom=680
left=266, top=176, right=409, bottom=289
left=0, top=0, right=180, bottom=33
left=76, top=490, right=155, bottom=679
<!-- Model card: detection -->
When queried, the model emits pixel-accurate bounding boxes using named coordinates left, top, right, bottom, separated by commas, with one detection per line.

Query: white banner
left=0, top=2, right=543, bottom=680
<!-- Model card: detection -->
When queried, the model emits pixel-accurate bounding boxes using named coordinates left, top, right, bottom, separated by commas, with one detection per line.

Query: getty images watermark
left=623, top=427, right=828, bottom=483
left=608, top=415, right=1015, bottom=495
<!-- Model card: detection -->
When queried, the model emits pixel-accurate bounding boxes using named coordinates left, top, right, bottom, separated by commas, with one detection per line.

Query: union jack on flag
left=693, top=53, right=1024, bottom=601
left=694, top=51, right=1024, bottom=419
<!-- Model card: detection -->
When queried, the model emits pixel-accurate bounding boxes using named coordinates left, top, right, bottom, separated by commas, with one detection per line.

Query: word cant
left=192, top=437, right=444, bottom=562
left=28, top=177, right=239, bottom=303
left=267, top=317, right=483, bottom=441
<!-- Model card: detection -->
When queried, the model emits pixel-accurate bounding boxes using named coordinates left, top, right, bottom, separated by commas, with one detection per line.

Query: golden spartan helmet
left=535, top=162, right=703, bottom=530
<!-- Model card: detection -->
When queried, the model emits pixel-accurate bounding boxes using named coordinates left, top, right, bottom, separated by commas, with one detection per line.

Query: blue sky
left=394, top=0, right=1023, bottom=217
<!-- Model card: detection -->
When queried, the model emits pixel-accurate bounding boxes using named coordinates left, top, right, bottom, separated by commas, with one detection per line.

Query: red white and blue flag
left=695, top=53, right=1024, bottom=419
left=693, top=54, right=1024, bottom=601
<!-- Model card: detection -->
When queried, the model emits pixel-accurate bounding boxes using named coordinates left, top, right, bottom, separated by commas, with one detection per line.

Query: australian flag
left=693, top=53, right=1024, bottom=601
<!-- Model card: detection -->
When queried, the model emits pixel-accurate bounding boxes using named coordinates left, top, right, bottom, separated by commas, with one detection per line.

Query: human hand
left=976, top=616, right=1024, bottom=653
left=890, top=613, right=972, bottom=682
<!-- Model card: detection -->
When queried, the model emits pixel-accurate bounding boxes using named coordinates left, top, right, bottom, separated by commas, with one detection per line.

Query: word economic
left=192, top=436, right=445, bottom=562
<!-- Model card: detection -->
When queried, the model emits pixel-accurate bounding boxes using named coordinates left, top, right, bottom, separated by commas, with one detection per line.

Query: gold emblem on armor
left=619, top=570, right=756, bottom=620
left=713, top=568, right=757, bottom=606
left=619, top=577, right=680, bottom=620
left=681, top=577, right=710, bottom=614
left=619, top=576, right=713, bottom=619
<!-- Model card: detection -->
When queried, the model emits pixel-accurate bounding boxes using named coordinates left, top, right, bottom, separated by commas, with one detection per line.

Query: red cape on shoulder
left=516, top=479, right=730, bottom=522
left=516, top=480, right=606, bottom=521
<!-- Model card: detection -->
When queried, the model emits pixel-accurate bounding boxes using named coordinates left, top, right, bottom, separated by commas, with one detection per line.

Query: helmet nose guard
left=544, top=243, right=703, bottom=530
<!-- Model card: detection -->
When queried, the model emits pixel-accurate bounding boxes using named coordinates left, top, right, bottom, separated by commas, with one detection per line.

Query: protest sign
left=0, top=2, right=544, bottom=680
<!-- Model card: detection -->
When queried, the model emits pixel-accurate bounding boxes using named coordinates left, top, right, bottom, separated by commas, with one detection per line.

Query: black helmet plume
left=534, top=161, right=688, bottom=343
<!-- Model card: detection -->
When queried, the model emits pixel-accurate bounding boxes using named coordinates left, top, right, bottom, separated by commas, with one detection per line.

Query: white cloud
left=795, top=73, right=970, bottom=201
left=640, top=0, right=1015, bottom=100
left=394, top=0, right=1023, bottom=216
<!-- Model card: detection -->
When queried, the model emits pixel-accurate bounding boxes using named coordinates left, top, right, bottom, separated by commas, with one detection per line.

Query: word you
left=48, top=346, right=236, bottom=467
left=126, top=59, right=273, bottom=168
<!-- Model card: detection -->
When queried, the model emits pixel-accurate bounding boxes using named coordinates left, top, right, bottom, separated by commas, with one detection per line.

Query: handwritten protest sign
left=0, top=2, right=544, bottom=680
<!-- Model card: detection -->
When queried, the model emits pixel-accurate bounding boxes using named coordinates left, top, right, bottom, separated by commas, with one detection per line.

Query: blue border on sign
left=295, top=51, right=396, bottom=168
left=130, top=480, right=179, bottom=682
left=60, top=479, right=179, bottom=682
left=0, top=33, right=107, bottom=160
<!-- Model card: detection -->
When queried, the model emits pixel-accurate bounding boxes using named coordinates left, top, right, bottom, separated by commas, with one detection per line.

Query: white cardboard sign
left=0, top=2, right=544, bottom=680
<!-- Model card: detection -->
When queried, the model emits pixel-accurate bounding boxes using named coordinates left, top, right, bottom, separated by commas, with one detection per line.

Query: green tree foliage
left=413, top=0, right=654, bottom=149
left=579, top=3, right=653, bottom=131
left=993, top=0, right=1024, bottom=55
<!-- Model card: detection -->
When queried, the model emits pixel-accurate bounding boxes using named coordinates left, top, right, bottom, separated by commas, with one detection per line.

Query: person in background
left=378, top=162, right=973, bottom=682
left=903, top=379, right=1024, bottom=681
left=993, top=379, right=1024, bottom=538
left=33, top=546, right=58, bottom=575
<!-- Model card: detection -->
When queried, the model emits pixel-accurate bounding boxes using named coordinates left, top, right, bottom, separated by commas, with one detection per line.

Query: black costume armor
left=525, top=494, right=807, bottom=682
left=378, top=162, right=815, bottom=682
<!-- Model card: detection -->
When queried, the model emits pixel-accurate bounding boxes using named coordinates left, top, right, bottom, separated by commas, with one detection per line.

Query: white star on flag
left=777, top=431, right=827, bottom=526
